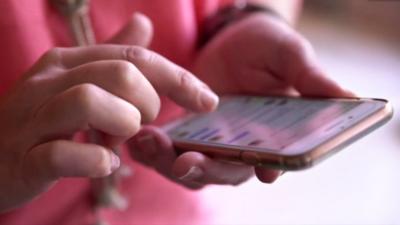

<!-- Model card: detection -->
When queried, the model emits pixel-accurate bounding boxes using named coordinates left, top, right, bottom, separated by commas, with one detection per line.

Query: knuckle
left=112, top=60, right=137, bottom=75
left=126, top=46, right=154, bottom=62
left=70, top=83, right=99, bottom=118
left=176, top=69, right=196, bottom=90
left=41, top=48, right=64, bottom=65
left=281, top=35, right=310, bottom=59
left=22, top=76, right=42, bottom=91
left=111, top=60, right=141, bottom=90
left=278, top=34, right=315, bottom=78
left=73, top=83, right=99, bottom=102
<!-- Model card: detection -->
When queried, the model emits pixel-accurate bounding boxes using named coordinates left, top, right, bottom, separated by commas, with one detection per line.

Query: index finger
left=56, top=45, right=219, bottom=112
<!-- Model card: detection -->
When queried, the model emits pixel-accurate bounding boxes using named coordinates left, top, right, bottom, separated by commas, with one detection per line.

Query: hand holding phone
left=164, top=96, right=393, bottom=170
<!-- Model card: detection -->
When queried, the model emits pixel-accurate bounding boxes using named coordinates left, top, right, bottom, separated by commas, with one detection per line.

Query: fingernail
left=200, top=89, right=219, bottom=111
left=136, top=135, right=157, bottom=156
left=110, top=153, right=120, bottom=171
left=178, top=166, right=203, bottom=182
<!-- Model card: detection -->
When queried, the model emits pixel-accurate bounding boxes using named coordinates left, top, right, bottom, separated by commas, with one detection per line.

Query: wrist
left=245, top=0, right=302, bottom=24
left=198, top=2, right=285, bottom=48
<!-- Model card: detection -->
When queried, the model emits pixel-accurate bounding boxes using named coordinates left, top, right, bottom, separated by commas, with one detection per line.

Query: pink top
left=0, top=0, right=233, bottom=224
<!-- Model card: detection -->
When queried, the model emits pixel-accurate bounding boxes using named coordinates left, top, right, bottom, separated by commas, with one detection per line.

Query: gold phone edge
left=174, top=99, right=394, bottom=170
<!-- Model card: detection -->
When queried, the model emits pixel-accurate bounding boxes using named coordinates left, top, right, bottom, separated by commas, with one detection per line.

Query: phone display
left=164, top=96, right=393, bottom=170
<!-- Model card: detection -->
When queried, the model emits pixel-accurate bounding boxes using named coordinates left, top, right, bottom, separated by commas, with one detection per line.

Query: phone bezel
left=165, top=97, right=393, bottom=170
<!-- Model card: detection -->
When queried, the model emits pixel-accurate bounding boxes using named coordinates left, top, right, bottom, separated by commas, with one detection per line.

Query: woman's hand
left=193, top=12, right=354, bottom=179
left=0, top=15, right=218, bottom=211
left=193, top=13, right=353, bottom=97
left=128, top=12, right=354, bottom=188
left=128, top=126, right=283, bottom=190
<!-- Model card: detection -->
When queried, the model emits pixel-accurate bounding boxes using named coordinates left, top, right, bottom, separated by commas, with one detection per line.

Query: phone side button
left=240, top=151, right=260, bottom=165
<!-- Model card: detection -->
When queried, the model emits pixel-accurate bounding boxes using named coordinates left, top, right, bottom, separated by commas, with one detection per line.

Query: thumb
left=127, top=125, right=176, bottom=169
left=107, top=12, right=154, bottom=47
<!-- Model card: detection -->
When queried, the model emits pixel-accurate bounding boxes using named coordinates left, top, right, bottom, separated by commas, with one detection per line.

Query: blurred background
left=202, top=1, right=400, bottom=224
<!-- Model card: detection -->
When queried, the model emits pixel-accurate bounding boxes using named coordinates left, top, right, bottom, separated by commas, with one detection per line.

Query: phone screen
left=166, top=96, right=387, bottom=155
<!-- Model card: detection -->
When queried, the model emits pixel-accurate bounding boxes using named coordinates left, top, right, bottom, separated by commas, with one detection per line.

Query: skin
left=0, top=14, right=218, bottom=212
left=0, top=5, right=353, bottom=212
left=128, top=12, right=354, bottom=189
left=219, top=0, right=302, bottom=24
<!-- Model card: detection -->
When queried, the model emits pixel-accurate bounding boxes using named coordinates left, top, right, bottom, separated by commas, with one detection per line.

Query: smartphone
left=163, top=96, right=393, bottom=170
